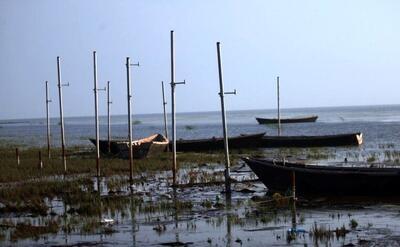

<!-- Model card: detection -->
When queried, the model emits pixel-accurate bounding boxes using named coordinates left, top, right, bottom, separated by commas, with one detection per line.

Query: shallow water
left=2, top=164, right=400, bottom=246
left=3, top=105, right=400, bottom=246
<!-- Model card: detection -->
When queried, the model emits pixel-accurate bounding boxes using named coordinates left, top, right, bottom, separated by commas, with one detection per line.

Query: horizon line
left=1, top=103, right=400, bottom=122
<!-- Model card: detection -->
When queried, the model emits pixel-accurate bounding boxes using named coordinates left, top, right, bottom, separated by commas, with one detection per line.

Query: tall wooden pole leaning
left=216, top=42, right=236, bottom=194
left=56, top=56, right=68, bottom=172
left=126, top=57, right=139, bottom=183
left=107, top=81, right=112, bottom=153
left=93, top=51, right=101, bottom=177
left=277, top=76, right=281, bottom=136
left=161, top=81, right=168, bottom=139
left=45, top=81, right=52, bottom=159
left=170, top=30, right=186, bottom=186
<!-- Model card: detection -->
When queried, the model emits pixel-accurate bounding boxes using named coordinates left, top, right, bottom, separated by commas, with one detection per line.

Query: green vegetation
left=10, top=220, right=59, bottom=241
left=349, top=218, right=358, bottom=229
left=0, top=146, right=263, bottom=183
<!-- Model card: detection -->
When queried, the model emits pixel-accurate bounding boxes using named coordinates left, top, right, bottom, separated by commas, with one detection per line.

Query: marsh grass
left=309, top=222, right=333, bottom=241
left=10, top=220, right=59, bottom=241
left=0, top=146, right=263, bottom=183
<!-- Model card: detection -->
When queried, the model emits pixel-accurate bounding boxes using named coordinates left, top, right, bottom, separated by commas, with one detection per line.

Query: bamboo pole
left=216, top=42, right=236, bottom=194
left=45, top=81, right=51, bottom=159
left=56, top=56, right=67, bottom=172
left=161, top=81, right=168, bottom=139
left=126, top=57, right=139, bottom=183
left=107, top=81, right=112, bottom=153
left=93, top=51, right=101, bottom=177
left=170, top=30, right=185, bottom=186
left=277, top=76, right=281, bottom=136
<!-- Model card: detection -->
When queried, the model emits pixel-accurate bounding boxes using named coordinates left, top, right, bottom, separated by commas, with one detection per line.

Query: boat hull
left=256, top=115, right=318, bottom=124
left=260, top=132, right=363, bottom=148
left=172, top=132, right=265, bottom=152
left=89, top=134, right=169, bottom=159
left=89, top=139, right=121, bottom=154
left=243, top=157, right=400, bottom=196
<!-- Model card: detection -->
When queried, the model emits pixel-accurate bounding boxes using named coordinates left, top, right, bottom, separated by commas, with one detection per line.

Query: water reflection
left=225, top=193, right=232, bottom=247
left=2, top=167, right=400, bottom=246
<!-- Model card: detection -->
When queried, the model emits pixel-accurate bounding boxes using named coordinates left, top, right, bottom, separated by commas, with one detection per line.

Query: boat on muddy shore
left=242, top=157, right=400, bottom=196
left=172, top=132, right=266, bottom=152
left=260, top=132, right=363, bottom=148
left=89, top=133, right=169, bottom=159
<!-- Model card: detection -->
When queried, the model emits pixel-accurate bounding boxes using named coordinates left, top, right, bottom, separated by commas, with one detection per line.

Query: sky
left=1, top=0, right=400, bottom=120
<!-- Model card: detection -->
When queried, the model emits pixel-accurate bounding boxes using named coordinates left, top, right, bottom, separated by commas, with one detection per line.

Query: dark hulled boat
left=172, top=132, right=265, bottom=152
left=260, top=132, right=363, bottom=148
left=89, top=139, right=120, bottom=154
left=255, top=115, right=318, bottom=124
left=243, top=157, right=400, bottom=196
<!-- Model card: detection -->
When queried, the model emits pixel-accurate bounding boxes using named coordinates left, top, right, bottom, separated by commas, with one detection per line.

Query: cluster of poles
left=43, top=31, right=236, bottom=193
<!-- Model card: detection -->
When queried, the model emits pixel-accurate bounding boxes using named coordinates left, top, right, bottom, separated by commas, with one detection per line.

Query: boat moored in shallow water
left=173, top=132, right=266, bottom=152
left=260, top=132, right=363, bottom=148
left=89, top=133, right=169, bottom=158
left=243, top=157, right=400, bottom=196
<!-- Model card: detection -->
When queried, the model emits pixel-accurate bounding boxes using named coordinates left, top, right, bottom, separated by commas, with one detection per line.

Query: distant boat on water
left=255, top=115, right=318, bottom=124
left=255, top=76, right=318, bottom=126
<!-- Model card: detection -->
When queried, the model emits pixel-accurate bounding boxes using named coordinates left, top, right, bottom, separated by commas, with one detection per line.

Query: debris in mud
left=349, top=218, right=358, bottom=229
left=100, top=218, right=114, bottom=225
left=159, top=241, right=194, bottom=246
left=235, top=237, right=243, bottom=244
left=244, top=226, right=285, bottom=231
left=53, top=241, right=108, bottom=246
left=153, top=224, right=167, bottom=233
left=237, top=188, right=256, bottom=193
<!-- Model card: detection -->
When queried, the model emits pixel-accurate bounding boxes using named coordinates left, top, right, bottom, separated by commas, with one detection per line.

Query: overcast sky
left=1, top=0, right=399, bottom=120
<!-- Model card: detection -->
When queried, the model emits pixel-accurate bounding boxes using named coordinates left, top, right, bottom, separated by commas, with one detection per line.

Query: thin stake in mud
left=93, top=51, right=106, bottom=177
left=170, top=30, right=186, bottom=186
left=216, top=42, right=236, bottom=194
left=126, top=57, right=140, bottom=183
left=16, top=148, right=20, bottom=166
left=277, top=76, right=281, bottom=136
left=45, top=81, right=52, bottom=159
left=107, top=81, right=112, bottom=153
left=56, top=56, right=69, bottom=172
left=291, top=171, right=297, bottom=230
left=161, top=81, right=169, bottom=140
left=38, top=151, right=43, bottom=169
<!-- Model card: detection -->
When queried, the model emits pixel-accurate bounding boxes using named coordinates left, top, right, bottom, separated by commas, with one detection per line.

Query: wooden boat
left=255, top=115, right=318, bottom=124
left=243, top=157, right=400, bottom=196
left=89, top=134, right=169, bottom=158
left=89, top=139, right=120, bottom=154
left=172, top=132, right=266, bottom=152
left=260, top=132, right=363, bottom=148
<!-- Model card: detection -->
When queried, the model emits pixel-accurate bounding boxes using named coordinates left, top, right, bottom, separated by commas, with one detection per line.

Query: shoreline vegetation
left=0, top=144, right=267, bottom=243
left=0, top=146, right=264, bottom=183
left=1, top=144, right=400, bottom=244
